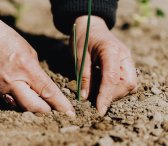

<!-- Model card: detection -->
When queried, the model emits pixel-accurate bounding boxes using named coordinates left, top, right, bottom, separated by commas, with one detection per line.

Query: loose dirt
left=0, top=0, right=168, bottom=146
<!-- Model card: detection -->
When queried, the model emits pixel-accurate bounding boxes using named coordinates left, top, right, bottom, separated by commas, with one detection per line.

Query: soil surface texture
left=0, top=0, right=168, bottom=146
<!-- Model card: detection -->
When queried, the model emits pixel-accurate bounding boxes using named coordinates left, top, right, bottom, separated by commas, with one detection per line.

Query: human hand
left=0, top=21, right=75, bottom=116
left=73, top=16, right=137, bottom=116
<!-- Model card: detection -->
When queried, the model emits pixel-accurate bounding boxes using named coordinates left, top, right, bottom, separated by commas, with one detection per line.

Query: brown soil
left=0, top=0, right=168, bottom=146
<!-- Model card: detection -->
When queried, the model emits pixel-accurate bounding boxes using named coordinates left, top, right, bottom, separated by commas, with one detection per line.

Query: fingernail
left=5, top=96, right=17, bottom=107
left=81, top=89, right=87, bottom=99
left=100, top=106, right=108, bottom=117
left=66, top=111, right=76, bottom=117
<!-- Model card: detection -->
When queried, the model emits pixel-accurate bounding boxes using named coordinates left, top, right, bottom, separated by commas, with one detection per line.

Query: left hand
left=0, top=21, right=75, bottom=116
left=71, top=16, right=137, bottom=116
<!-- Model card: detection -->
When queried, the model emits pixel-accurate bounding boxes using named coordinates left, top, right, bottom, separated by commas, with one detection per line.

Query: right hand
left=73, top=16, right=137, bottom=116
left=0, top=21, right=75, bottom=116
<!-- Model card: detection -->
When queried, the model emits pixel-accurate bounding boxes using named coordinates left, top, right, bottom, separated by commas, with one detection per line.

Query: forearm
left=50, top=0, right=118, bottom=35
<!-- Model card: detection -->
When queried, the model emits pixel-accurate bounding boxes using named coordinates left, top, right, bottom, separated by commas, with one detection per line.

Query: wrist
left=74, top=15, right=110, bottom=53
left=75, top=16, right=108, bottom=32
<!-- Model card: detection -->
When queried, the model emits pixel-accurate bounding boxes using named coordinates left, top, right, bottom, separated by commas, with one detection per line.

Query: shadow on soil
left=0, top=15, right=75, bottom=79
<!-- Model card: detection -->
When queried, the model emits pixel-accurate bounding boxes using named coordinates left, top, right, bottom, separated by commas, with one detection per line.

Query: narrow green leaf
left=77, top=0, right=92, bottom=101
left=73, top=24, right=79, bottom=90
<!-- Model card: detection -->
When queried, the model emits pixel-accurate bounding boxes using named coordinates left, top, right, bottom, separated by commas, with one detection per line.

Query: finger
left=10, top=81, right=51, bottom=113
left=96, top=47, right=121, bottom=116
left=78, top=51, right=92, bottom=99
left=120, top=57, right=137, bottom=94
left=28, top=64, right=75, bottom=117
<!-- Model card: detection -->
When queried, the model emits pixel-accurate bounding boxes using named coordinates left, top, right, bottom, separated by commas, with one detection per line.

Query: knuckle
left=15, top=53, right=30, bottom=68
left=12, top=51, right=36, bottom=70
left=31, top=49, right=38, bottom=59
left=104, top=96, right=112, bottom=106
left=126, top=81, right=137, bottom=92
left=82, top=75, right=89, bottom=84
left=40, top=83, right=56, bottom=100
left=112, top=95, right=124, bottom=102
left=17, top=55, right=39, bottom=74
left=131, top=88, right=137, bottom=94
left=19, top=56, right=28, bottom=66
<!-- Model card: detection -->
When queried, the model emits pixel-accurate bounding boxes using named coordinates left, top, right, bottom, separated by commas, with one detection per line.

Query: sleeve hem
left=50, top=0, right=118, bottom=35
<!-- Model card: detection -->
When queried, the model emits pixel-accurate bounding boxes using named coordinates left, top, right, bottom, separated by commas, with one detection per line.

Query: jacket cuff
left=50, top=0, right=118, bottom=35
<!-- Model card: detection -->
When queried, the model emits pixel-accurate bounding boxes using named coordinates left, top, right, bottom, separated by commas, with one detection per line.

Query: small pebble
left=151, top=129, right=163, bottom=136
left=151, top=86, right=162, bottom=95
left=57, top=74, right=63, bottom=80
left=130, top=28, right=143, bottom=38
left=61, top=82, right=66, bottom=88
left=60, top=126, right=80, bottom=133
left=14, top=120, right=22, bottom=127
left=71, top=100, right=77, bottom=106
left=104, top=116, right=111, bottom=121
left=21, top=112, right=37, bottom=123
left=52, top=110, right=59, bottom=116
left=64, top=77, right=69, bottom=83
left=66, top=80, right=77, bottom=92
left=129, top=96, right=137, bottom=102
left=138, top=94, right=145, bottom=101
left=98, top=136, right=114, bottom=146
left=61, top=88, right=71, bottom=96
left=95, top=123, right=106, bottom=130
left=153, top=112, right=163, bottom=123
left=68, top=144, right=78, bottom=146
left=161, top=121, right=168, bottom=131
left=119, top=108, right=125, bottom=113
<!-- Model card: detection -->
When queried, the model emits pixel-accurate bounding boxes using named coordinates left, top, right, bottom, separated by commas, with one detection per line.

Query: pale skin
left=0, top=16, right=137, bottom=117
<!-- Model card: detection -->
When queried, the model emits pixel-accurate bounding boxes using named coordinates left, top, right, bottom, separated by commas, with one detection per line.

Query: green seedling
left=12, top=2, right=22, bottom=21
left=73, top=24, right=79, bottom=91
left=156, top=8, right=165, bottom=18
left=134, top=0, right=165, bottom=25
left=139, top=0, right=151, bottom=17
left=73, top=0, right=92, bottom=101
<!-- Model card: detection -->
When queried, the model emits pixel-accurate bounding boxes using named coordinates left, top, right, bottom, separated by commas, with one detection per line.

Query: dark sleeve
left=50, top=0, right=118, bottom=35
